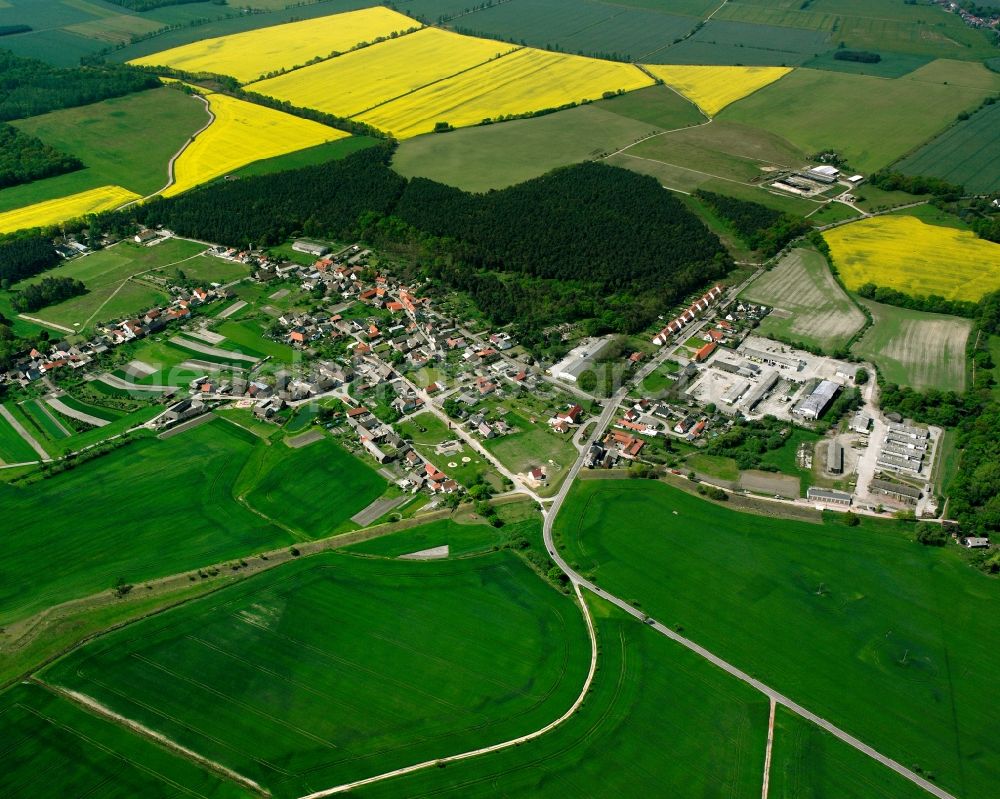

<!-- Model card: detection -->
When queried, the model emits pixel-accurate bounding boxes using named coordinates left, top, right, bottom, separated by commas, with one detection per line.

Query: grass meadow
left=240, top=434, right=387, bottom=537
left=356, top=595, right=768, bottom=798
left=0, top=418, right=293, bottom=626
left=741, top=248, right=866, bottom=352
left=482, top=410, right=578, bottom=488
left=41, top=551, right=590, bottom=797
left=852, top=299, right=971, bottom=392
left=5, top=87, right=207, bottom=210
left=392, top=97, right=695, bottom=192
left=720, top=63, right=1000, bottom=173
left=2, top=238, right=205, bottom=332
left=554, top=480, right=1000, bottom=799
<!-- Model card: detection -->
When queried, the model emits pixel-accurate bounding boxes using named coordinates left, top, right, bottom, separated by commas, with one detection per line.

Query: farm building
left=292, top=240, right=330, bottom=257
left=743, top=369, right=779, bottom=412
left=827, top=442, right=844, bottom=474
left=962, top=537, right=990, bottom=549
left=850, top=411, right=871, bottom=434
left=869, top=479, right=921, bottom=505
left=807, top=487, right=852, bottom=507
left=794, top=380, right=841, bottom=420
left=549, top=336, right=612, bottom=383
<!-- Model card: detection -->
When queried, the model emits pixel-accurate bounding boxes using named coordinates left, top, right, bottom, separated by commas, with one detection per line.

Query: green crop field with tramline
left=39, top=551, right=591, bottom=798
left=555, top=480, right=1000, bottom=799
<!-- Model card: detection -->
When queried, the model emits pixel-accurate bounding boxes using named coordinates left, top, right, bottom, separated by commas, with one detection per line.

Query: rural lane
left=540, top=398, right=957, bottom=799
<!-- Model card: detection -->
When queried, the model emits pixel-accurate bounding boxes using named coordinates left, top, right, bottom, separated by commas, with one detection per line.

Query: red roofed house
left=694, top=342, right=717, bottom=362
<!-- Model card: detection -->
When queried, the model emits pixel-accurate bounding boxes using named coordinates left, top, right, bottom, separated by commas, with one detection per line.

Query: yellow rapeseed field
left=130, top=7, right=419, bottom=83
left=824, top=215, right=1000, bottom=302
left=358, top=47, right=653, bottom=139
left=164, top=93, right=342, bottom=197
left=642, top=65, right=792, bottom=116
left=251, top=27, right=515, bottom=118
left=0, top=186, right=140, bottom=234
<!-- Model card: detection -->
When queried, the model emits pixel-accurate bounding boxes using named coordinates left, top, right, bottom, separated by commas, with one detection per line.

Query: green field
left=241, top=434, right=387, bottom=537
left=214, top=318, right=297, bottom=360
left=392, top=88, right=703, bottom=192
left=349, top=516, right=518, bottom=559
left=439, top=0, right=699, bottom=61
left=40, top=550, right=590, bottom=798
left=555, top=480, right=1000, bottom=799
left=0, top=418, right=294, bottom=625
left=355, top=596, right=768, bottom=798
left=713, top=0, right=997, bottom=61
left=625, top=118, right=807, bottom=184
left=229, top=135, right=380, bottom=179
left=51, top=393, right=124, bottom=423
left=852, top=299, right=971, bottom=391
left=20, top=399, right=70, bottom=440
left=768, top=706, right=933, bottom=799
left=803, top=51, right=933, bottom=79
left=741, top=248, right=866, bottom=351
left=721, top=63, right=1000, bottom=173
left=686, top=453, right=739, bottom=482
left=3, top=88, right=207, bottom=211
left=2, top=238, right=207, bottom=332
left=0, top=406, right=39, bottom=464
left=0, top=682, right=246, bottom=799
left=897, top=100, right=1000, bottom=194
left=651, top=18, right=831, bottom=66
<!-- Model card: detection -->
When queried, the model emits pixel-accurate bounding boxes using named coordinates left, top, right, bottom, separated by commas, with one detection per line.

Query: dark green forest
left=0, top=124, right=82, bottom=190
left=95, top=147, right=730, bottom=337
left=0, top=235, right=60, bottom=285
left=0, top=50, right=160, bottom=121
left=694, top=189, right=810, bottom=256
left=11, top=276, right=86, bottom=313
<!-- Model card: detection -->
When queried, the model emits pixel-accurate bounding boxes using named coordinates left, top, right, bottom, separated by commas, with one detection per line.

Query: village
left=0, top=229, right=953, bottom=528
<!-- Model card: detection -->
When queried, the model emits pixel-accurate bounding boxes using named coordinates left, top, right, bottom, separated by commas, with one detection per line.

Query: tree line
left=855, top=282, right=979, bottom=318
left=867, top=170, right=963, bottom=198
left=0, top=123, right=82, bottom=190
left=0, top=49, right=160, bottom=121
left=106, top=0, right=209, bottom=10
left=11, top=276, right=86, bottom=313
left=694, top=189, right=810, bottom=256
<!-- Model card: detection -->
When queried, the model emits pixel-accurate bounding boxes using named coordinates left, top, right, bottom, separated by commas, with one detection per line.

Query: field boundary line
left=0, top=404, right=49, bottom=461
left=348, top=45, right=523, bottom=121
left=602, top=115, right=711, bottom=160
left=296, top=581, right=599, bottom=798
left=540, top=359, right=961, bottom=799
left=32, top=679, right=270, bottom=796
left=143, top=92, right=214, bottom=204
left=761, top=697, right=775, bottom=799
left=15, top=313, right=75, bottom=333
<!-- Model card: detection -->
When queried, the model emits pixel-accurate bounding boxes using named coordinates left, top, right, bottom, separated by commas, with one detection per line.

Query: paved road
left=540, top=385, right=956, bottom=799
